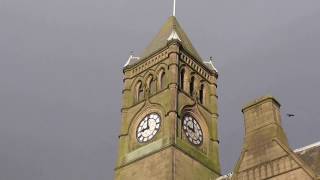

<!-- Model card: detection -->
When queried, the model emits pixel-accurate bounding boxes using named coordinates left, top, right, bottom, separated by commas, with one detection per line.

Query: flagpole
left=173, top=0, right=176, bottom=16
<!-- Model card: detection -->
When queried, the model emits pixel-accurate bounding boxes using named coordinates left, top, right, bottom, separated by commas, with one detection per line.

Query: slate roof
left=295, top=141, right=320, bottom=176
left=125, top=16, right=218, bottom=74
left=203, top=60, right=219, bottom=72
left=140, top=16, right=202, bottom=61
left=124, top=55, right=140, bottom=67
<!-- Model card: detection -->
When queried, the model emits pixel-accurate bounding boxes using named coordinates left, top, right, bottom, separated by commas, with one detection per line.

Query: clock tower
left=115, top=16, right=221, bottom=180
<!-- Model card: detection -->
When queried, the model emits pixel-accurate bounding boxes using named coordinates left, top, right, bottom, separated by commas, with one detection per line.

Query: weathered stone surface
left=232, top=96, right=317, bottom=180
left=115, top=148, right=173, bottom=180
left=174, top=148, right=220, bottom=180
left=115, top=13, right=320, bottom=180
left=115, top=16, right=220, bottom=180
left=295, top=144, right=320, bottom=177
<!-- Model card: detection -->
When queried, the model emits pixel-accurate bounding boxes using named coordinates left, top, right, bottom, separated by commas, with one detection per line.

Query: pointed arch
left=158, top=68, right=166, bottom=90
left=147, top=75, right=156, bottom=95
left=135, top=81, right=144, bottom=102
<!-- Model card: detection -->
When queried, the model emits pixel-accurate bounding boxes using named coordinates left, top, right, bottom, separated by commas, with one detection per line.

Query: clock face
left=183, top=115, right=203, bottom=145
left=136, top=113, right=161, bottom=143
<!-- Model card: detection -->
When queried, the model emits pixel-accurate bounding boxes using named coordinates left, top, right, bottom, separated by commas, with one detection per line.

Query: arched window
left=150, top=79, right=156, bottom=94
left=147, top=75, right=156, bottom=95
left=199, top=84, right=204, bottom=104
left=190, top=76, right=195, bottom=97
left=159, top=70, right=166, bottom=90
left=180, top=69, right=185, bottom=90
left=136, top=81, right=144, bottom=102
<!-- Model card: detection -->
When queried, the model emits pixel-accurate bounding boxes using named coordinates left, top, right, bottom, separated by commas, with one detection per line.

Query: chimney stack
left=241, top=96, right=289, bottom=148
left=232, top=96, right=316, bottom=180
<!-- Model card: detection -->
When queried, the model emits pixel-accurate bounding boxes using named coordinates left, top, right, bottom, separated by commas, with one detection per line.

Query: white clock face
left=183, top=115, right=203, bottom=145
left=136, top=113, right=161, bottom=143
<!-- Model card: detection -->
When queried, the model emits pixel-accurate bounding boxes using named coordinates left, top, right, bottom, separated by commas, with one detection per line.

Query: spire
left=140, top=16, right=202, bottom=61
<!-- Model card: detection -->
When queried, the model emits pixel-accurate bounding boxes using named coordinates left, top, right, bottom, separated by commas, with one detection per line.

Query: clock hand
left=141, top=121, right=148, bottom=132
left=147, top=120, right=150, bottom=130
left=188, top=124, right=195, bottom=133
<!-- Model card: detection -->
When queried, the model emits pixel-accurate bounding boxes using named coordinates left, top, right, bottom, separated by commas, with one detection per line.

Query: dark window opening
left=180, top=69, right=185, bottom=90
left=190, top=76, right=195, bottom=96
left=160, top=72, right=165, bottom=89
left=199, top=84, right=204, bottom=104
left=137, top=82, right=144, bottom=102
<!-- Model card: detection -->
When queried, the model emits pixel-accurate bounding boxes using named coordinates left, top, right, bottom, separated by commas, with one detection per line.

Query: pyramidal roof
left=140, top=16, right=202, bottom=61
left=125, top=16, right=218, bottom=73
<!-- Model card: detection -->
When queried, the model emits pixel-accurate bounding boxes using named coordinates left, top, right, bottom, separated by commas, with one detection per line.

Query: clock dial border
left=136, top=113, right=161, bottom=143
left=182, top=115, right=203, bottom=146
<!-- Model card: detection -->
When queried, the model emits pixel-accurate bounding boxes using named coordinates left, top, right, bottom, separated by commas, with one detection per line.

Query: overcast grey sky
left=1, top=0, right=320, bottom=179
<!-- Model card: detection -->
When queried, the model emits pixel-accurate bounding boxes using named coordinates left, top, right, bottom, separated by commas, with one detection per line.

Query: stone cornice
left=180, top=50, right=218, bottom=78
left=242, top=96, right=281, bottom=113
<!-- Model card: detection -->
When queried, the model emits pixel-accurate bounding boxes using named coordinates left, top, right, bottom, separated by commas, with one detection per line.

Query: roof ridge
left=294, top=141, right=320, bottom=152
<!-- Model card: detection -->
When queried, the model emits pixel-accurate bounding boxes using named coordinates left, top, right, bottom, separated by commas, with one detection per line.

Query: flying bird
left=286, top=113, right=295, bottom=117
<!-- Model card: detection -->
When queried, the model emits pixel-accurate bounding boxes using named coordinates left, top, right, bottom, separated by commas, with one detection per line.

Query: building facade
left=230, top=96, right=319, bottom=180
left=115, top=16, right=221, bottom=180
left=115, top=16, right=320, bottom=180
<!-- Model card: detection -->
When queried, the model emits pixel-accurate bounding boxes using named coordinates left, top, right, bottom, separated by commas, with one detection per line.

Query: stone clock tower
left=115, top=16, right=221, bottom=180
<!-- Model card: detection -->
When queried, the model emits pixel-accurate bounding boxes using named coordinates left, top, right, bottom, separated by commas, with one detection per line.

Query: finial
left=173, top=0, right=176, bottom=16
left=124, top=50, right=140, bottom=67
left=204, top=56, right=218, bottom=73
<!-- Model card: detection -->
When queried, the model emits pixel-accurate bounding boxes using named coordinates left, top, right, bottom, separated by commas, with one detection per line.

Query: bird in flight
left=286, top=113, right=295, bottom=117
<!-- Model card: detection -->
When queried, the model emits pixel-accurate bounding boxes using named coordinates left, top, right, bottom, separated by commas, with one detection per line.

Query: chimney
left=232, top=96, right=317, bottom=180
left=242, top=96, right=289, bottom=148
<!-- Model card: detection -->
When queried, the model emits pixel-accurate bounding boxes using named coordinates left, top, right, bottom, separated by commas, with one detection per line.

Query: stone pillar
left=167, top=43, right=180, bottom=140
left=116, top=72, right=132, bottom=167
